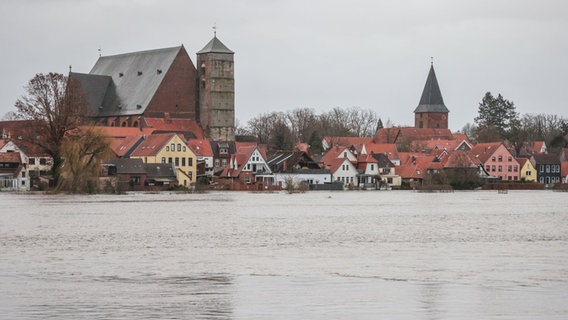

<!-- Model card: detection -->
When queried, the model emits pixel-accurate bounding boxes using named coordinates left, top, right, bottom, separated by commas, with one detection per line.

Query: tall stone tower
left=414, top=63, right=450, bottom=129
left=197, top=35, right=235, bottom=141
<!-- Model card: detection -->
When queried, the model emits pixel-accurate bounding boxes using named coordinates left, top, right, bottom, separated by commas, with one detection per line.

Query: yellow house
left=130, top=133, right=197, bottom=187
left=517, top=158, right=537, bottom=182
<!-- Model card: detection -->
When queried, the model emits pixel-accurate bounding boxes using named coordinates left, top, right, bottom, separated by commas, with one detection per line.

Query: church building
left=414, top=63, right=450, bottom=129
left=374, top=63, right=452, bottom=144
left=71, top=34, right=235, bottom=141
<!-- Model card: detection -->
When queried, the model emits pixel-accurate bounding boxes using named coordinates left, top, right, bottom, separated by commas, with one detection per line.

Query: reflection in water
left=1, top=191, right=567, bottom=319
left=15, top=274, right=234, bottom=319
left=419, top=283, right=443, bottom=320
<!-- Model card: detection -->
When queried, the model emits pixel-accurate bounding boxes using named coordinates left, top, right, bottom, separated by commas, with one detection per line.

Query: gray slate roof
left=414, top=65, right=450, bottom=113
left=144, top=162, right=177, bottom=180
left=79, top=46, right=183, bottom=117
left=107, top=158, right=146, bottom=174
left=70, top=72, right=112, bottom=113
left=197, top=36, right=234, bottom=54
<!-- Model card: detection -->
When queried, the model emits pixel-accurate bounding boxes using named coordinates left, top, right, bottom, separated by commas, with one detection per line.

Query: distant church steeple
left=414, top=61, right=449, bottom=129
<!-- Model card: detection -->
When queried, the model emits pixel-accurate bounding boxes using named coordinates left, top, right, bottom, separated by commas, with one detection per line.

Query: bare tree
left=286, top=107, right=318, bottom=143
left=14, top=72, right=91, bottom=186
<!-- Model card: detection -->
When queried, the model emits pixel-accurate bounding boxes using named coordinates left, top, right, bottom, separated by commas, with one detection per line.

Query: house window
left=131, top=176, right=141, bottom=185
left=343, top=151, right=347, bottom=158
left=215, top=159, right=220, bottom=167
left=486, top=165, right=490, bottom=172
left=168, top=157, right=173, bottom=163
left=170, top=143, right=175, bottom=151
left=492, top=156, right=496, bottom=162
left=498, top=156, right=502, bottom=162
left=177, top=144, right=181, bottom=151
left=166, top=146, right=170, bottom=151
left=508, top=165, right=512, bottom=172
left=514, top=165, right=518, bottom=172
left=220, top=148, right=228, bottom=155
left=182, top=158, right=186, bottom=166
left=514, top=176, right=518, bottom=181
left=175, top=157, right=179, bottom=166
left=540, top=165, right=544, bottom=173
left=40, top=158, right=47, bottom=165
left=244, top=176, right=251, bottom=183
left=492, top=165, right=496, bottom=172
left=546, top=165, right=550, bottom=173
left=189, top=158, right=193, bottom=166
left=221, top=159, right=227, bottom=166
left=29, top=158, right=35, bottom=165
left=527, top=171, right=531, bottom=176
left=498, top=165, right=502, bottom=172
left=370, top=164, right=374, bottom=171
left=161, top=157, right=166, bottom=163
left=508, top=156, right=512, bottom=162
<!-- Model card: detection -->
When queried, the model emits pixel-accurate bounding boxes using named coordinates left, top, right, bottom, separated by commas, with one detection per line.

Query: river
left=1, top=190, right=567, bottom=319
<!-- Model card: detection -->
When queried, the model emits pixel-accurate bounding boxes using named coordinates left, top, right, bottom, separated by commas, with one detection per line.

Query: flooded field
left=1, top=190, right=567, bottom=319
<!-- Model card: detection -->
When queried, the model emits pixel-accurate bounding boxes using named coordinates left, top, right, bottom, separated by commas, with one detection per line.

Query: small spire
left=213, top=23, right=217, bottom=37
left=69, top=65, right=72, bottom=73
left=98, top=46, right=102, bottom=57
left=431, top=56, right=433, bottom=66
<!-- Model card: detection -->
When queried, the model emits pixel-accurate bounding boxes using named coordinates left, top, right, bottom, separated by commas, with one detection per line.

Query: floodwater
left=0, top=190, right=567, bottom=319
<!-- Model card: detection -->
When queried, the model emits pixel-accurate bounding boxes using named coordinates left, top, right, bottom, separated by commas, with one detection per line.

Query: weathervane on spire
left=431, top=56, right=434, bottom=66
left=98, top=46, right=102, bottom=57
left=213, top=23, right=217, bottom=37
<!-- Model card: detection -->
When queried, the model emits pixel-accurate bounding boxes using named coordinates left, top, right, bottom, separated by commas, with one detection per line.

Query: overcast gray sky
left=1, top=0, right=567, bottom=131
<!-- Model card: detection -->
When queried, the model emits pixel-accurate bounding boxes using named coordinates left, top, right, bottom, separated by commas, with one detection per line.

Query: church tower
left=414, top=63, right=449, bottom=129
left=197, top=34, right=235, bottom=141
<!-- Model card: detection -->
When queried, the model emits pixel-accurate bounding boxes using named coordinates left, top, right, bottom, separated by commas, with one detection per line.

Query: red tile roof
left=328, top=157, right=354, bottom=175
left=0, top=151, right=23, bottom=176
left=321, top=146, right=350, bottom=167
left=374, top=127, right=453, bottom=144
left=143, top=118, right=204, bottom=139
left=130, top=133, right=179, bottom=157
left=220, top=145, right=259, bottom=178
left=95, top=126, right=155, bottom=138
left=110, top=135, right=144, bottom=157
left=187, top=139, right=213, bottom=157
left=363, top=143, right=398, bottom=155
left=0, top=151, right=21, bottom=163
left=442, top=150, right=477, bottom=168
left=468, top=142, right=503, bottom=163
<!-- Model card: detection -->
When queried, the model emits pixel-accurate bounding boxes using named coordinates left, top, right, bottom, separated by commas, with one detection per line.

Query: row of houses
left=2, top=119, right=568, bottom=191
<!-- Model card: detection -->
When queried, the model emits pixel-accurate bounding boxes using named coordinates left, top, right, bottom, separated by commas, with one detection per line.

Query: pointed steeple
left=197, top=36, right=234, bottom=54
left=414, top=64, right=449, bottom=113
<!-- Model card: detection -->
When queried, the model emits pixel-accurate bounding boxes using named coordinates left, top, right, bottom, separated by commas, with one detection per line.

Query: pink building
left=470, top=142, right=520, bottom=181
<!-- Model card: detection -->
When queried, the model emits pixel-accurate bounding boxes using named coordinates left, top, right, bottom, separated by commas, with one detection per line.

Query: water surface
left=1, top=191, right=567, bottom=319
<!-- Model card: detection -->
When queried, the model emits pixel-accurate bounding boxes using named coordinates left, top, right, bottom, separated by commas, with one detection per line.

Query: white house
left=329, top=158, right=359, bottom=188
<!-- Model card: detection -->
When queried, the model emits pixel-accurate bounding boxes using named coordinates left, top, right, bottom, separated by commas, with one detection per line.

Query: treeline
left=237, top=106, right=381, bottom=153
left=461, top=92, right=568, bottom=155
